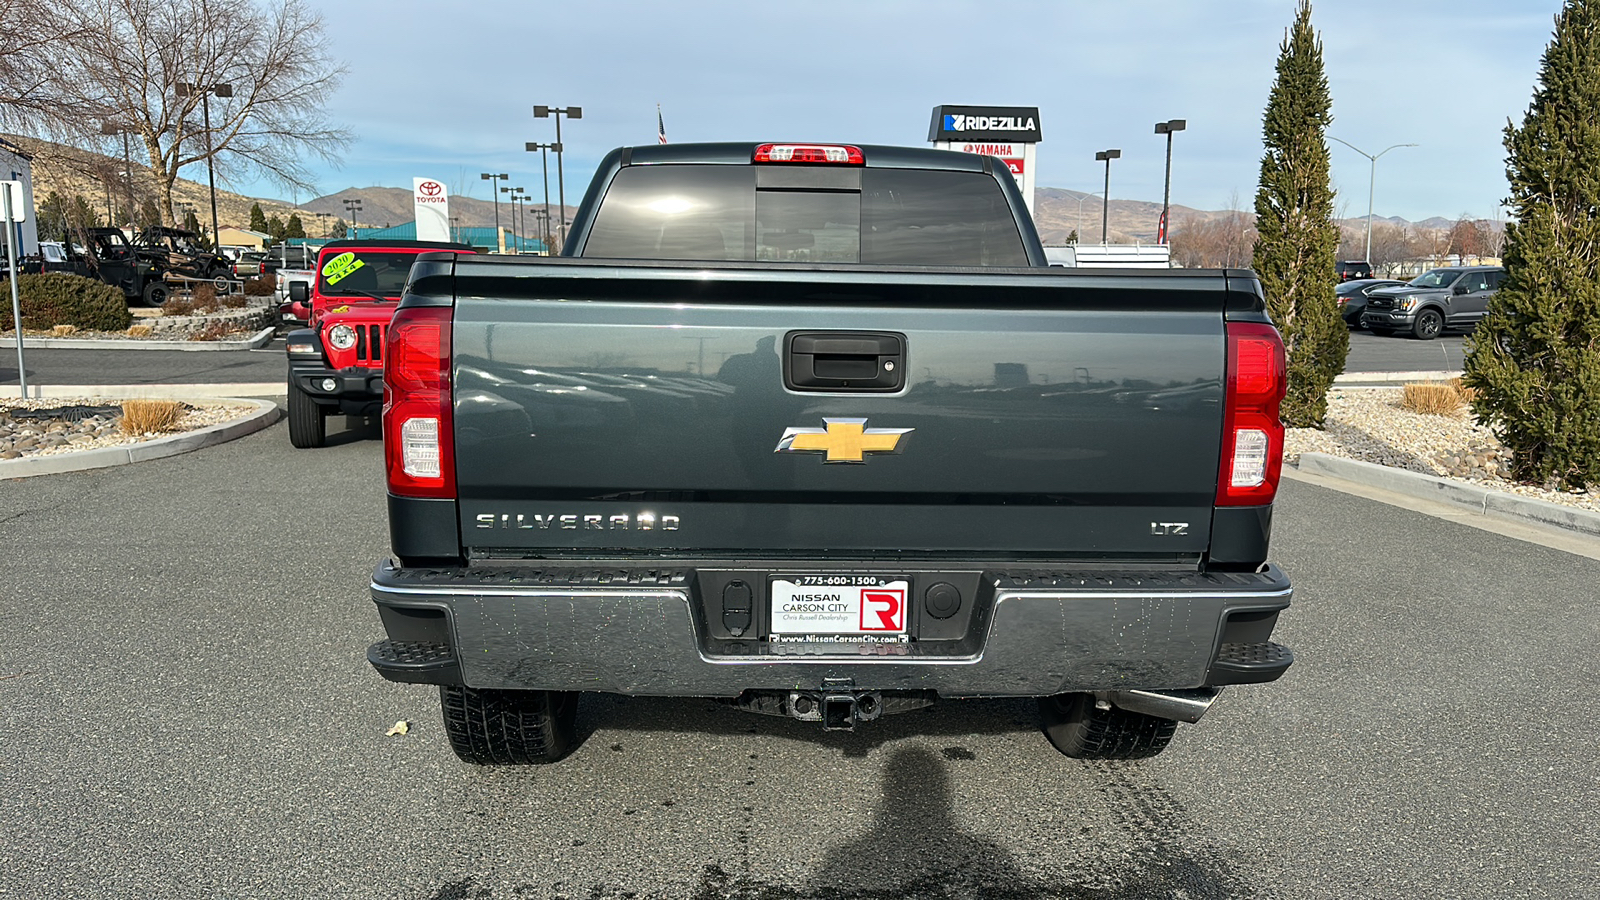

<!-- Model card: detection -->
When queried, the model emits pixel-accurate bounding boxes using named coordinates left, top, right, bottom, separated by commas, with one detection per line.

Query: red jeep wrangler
left=283, top=239, right=473, bottom=448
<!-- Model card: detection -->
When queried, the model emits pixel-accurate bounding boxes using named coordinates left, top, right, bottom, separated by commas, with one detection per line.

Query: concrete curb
left=1295, top=452, right=1600, bottom=538
left=0, top=398, right=282, bottom=480
left=0, top=326, right=276, bottom=351
left=1332, top=369, right=1462, bottom=384
left=2, top=383, right=285, bottom=400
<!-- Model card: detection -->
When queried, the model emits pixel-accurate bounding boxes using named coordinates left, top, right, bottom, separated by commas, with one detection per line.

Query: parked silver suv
left=1360, top=266, right=1505, bottom=340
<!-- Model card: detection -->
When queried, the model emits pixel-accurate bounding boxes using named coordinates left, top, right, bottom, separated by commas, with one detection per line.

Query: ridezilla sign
left=928, top=105, right=1042, bottom=214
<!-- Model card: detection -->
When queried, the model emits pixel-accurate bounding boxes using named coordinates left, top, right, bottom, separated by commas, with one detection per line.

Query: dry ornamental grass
left=1401, top=382, right=1466, bottom=417
left=119, top=399, right=185, bottom=435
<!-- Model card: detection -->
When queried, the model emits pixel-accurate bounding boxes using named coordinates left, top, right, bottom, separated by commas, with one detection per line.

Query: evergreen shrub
left=0, top=273, right=133, bottom=332
left=1464, top=0, right=1600, bottom=488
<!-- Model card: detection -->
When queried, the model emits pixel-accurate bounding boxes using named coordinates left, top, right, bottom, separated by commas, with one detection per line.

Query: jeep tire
left=287, top=383, right=327, bottom=448
left=142, top=280, right=169, bottom=307
left=441, top=685, right=578, bottom=765
left=1038, top=692, right=1176, bottom=760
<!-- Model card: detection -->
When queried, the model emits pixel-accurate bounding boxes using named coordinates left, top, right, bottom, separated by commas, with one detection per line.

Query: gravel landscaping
left=1286, top=386, right=1600, bottom=513
left=0, top=398, right=260, bottom=460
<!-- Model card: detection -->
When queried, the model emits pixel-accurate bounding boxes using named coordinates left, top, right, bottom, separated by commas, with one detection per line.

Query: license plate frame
left=768, top=574, right=910, bottom=641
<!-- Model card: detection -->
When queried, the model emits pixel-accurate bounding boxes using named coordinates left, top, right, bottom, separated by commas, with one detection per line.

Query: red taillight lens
left=753, top=143, right=865, bottom=165
left=1216, top=322, right=1287, bottom=507
left=384, top=306, right=454, bottom=499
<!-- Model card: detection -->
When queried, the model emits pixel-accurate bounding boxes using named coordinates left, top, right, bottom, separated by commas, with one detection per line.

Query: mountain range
left=13, top=135, right=1467, bottom=244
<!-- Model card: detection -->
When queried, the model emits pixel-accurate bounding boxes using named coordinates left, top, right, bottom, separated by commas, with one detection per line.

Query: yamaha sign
left=928, top=105, right=1043, bottom=213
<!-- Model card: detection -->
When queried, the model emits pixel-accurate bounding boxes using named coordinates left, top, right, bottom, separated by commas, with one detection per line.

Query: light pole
left=512, top=187, right=528, bottom=251
left=175, top=82, right=231, bottom=243
left=1094, top=149, right=1121, bottom=244
left=532, top=207, right=551, bottom=253
left=1154, top=119, right=1186, bottom=244
left=1071, top=191, right=1103, bottom=241
left=342, top=197, right=362, bottom=239
left=502, top=186, right=529, bottom=252
left=533, top=105, right=581, bottom=251
left=99, top=121, right=137, bottom=227
left=1330, top=136, right=1417, bottom=264
left=524, top=141, right=558, bottom=253
left=479, top=172, right=508, bottom=250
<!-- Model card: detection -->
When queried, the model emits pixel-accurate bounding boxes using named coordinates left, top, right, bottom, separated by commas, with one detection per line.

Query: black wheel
left=1367, top=327, right=1394, bottom=337
left=440, top=685, right=578, bottom=765
left=286, top=383, right=327, bottom=448
left=142, top=281, right=169, bottom=307
left=1038, top=693, right=1176, bottom=760
left=1412, top=308, right=1444, bottom=340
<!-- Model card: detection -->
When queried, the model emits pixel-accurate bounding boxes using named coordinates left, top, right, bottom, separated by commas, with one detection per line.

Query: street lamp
left=1094, top=149, right=1121, bottom=244
left=174, top=81, right=231, bottom=243
left=480, top=172, right=509, bottom=248
left=1330, top=136, right=1417, bottom=264
left=1070, top=190, right=1103, bottom=240
left=1153, top=119, right=1186, bottom=244
left=533, top=105, right=581, bottom=251
left=525, top=141, right=560, bottom=253
left=99, top=121, right=137, bottom=227
left=531, top=207, right=551, bottom=254
left=342, top=197, right=362, bottom=239
left=502, top=185, right=528, bottom=252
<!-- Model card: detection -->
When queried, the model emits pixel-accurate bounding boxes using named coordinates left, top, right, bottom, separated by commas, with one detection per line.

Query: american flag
left=657, top=104, right=668, bottom=144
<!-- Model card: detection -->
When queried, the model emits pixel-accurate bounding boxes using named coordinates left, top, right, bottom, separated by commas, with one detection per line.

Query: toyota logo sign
left=419, top=181, right=442, bottom=197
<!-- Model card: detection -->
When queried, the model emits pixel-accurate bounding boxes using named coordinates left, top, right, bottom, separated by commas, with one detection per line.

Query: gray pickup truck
left=367, top=142, right=1294, bottom=764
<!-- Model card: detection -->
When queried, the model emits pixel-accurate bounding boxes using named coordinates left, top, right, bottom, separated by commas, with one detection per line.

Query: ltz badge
left=774, top=418, right=913, bottom=464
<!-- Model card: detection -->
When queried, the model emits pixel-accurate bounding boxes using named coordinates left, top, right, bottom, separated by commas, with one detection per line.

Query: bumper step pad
left=1209, top=641, right=1293, bottom=684
left=368, top=639, right=462, bottom=685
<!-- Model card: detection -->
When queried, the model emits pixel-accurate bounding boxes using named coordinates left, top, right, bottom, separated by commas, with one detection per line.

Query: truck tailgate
left=450, top=261, right=1235, bottom=558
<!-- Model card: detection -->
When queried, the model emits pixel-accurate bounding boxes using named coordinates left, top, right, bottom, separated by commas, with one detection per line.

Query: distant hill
left=8, top=134, right=1479, bottom=245
left=299, top=186, right=574, bottom=239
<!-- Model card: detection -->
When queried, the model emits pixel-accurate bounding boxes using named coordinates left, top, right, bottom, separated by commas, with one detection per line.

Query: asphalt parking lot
left=2, top=421, right=1598, bottom=899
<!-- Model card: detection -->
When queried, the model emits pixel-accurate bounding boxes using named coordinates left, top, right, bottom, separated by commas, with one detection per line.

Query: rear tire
left=441, top=686, right=578, bottom=765
left=142, top=281, right=169, bottom=307
left=1039, top=693, right=1176, bottom=760
left=286, top=383, right=327, bottom=448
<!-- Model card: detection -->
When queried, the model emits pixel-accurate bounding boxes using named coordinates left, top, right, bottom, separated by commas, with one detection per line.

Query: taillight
left=384, top=306, right=454, bottom=499
left=753, top=143, right=864, bottom=165
left=1216, top=322, right=1287, bottom=507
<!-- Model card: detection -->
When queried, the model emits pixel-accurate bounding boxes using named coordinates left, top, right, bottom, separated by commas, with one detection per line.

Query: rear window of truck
left=582, top=165, right=1029, bottom=266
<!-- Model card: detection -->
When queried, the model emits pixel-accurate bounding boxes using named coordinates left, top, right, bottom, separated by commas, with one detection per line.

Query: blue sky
left=245, top=0, right=1565, bottom=222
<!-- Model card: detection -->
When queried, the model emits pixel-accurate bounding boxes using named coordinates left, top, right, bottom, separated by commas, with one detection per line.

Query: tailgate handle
left=785, top=331, right=905, bottom=392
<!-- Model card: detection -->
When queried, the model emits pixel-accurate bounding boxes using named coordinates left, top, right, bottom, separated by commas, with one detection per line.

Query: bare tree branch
left=38, top=0, right=349, bottom=225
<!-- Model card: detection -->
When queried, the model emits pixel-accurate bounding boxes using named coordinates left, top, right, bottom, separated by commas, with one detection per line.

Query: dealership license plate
left=769, top=575, right=909, bottom=642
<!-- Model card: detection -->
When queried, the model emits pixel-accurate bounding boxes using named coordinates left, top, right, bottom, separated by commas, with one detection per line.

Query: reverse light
left=328, top=324, right=357, bottom=350
left=753, top=143, right=864, bottom=165
left=1216, top=322, right=1287, bottom=507
left=384, top=306, right=454, bottom=499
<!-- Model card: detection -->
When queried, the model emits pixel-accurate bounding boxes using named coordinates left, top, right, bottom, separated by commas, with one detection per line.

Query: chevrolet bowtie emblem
left=775, top=418, right=913, bottom=464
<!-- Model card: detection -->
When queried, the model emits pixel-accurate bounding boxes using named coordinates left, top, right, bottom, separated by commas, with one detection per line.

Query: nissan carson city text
left=363, top=141, right=1295, bottom=765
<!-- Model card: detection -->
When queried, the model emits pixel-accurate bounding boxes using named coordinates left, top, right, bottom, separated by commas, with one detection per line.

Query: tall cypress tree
left=1252, top=0, right=1345, bottom=427
left=1464, top=1, right=1600, bottom=489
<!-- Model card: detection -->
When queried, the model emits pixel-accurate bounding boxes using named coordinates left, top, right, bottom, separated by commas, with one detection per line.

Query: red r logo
left=861, top=590, right=904, bottom=631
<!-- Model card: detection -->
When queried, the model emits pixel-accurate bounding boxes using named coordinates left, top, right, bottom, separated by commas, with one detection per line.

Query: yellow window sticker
left=321, top=251, right=366, bottom=286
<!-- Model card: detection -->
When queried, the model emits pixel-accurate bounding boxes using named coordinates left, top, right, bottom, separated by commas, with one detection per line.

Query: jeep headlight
left=328, top=323, right=357, bottom=350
